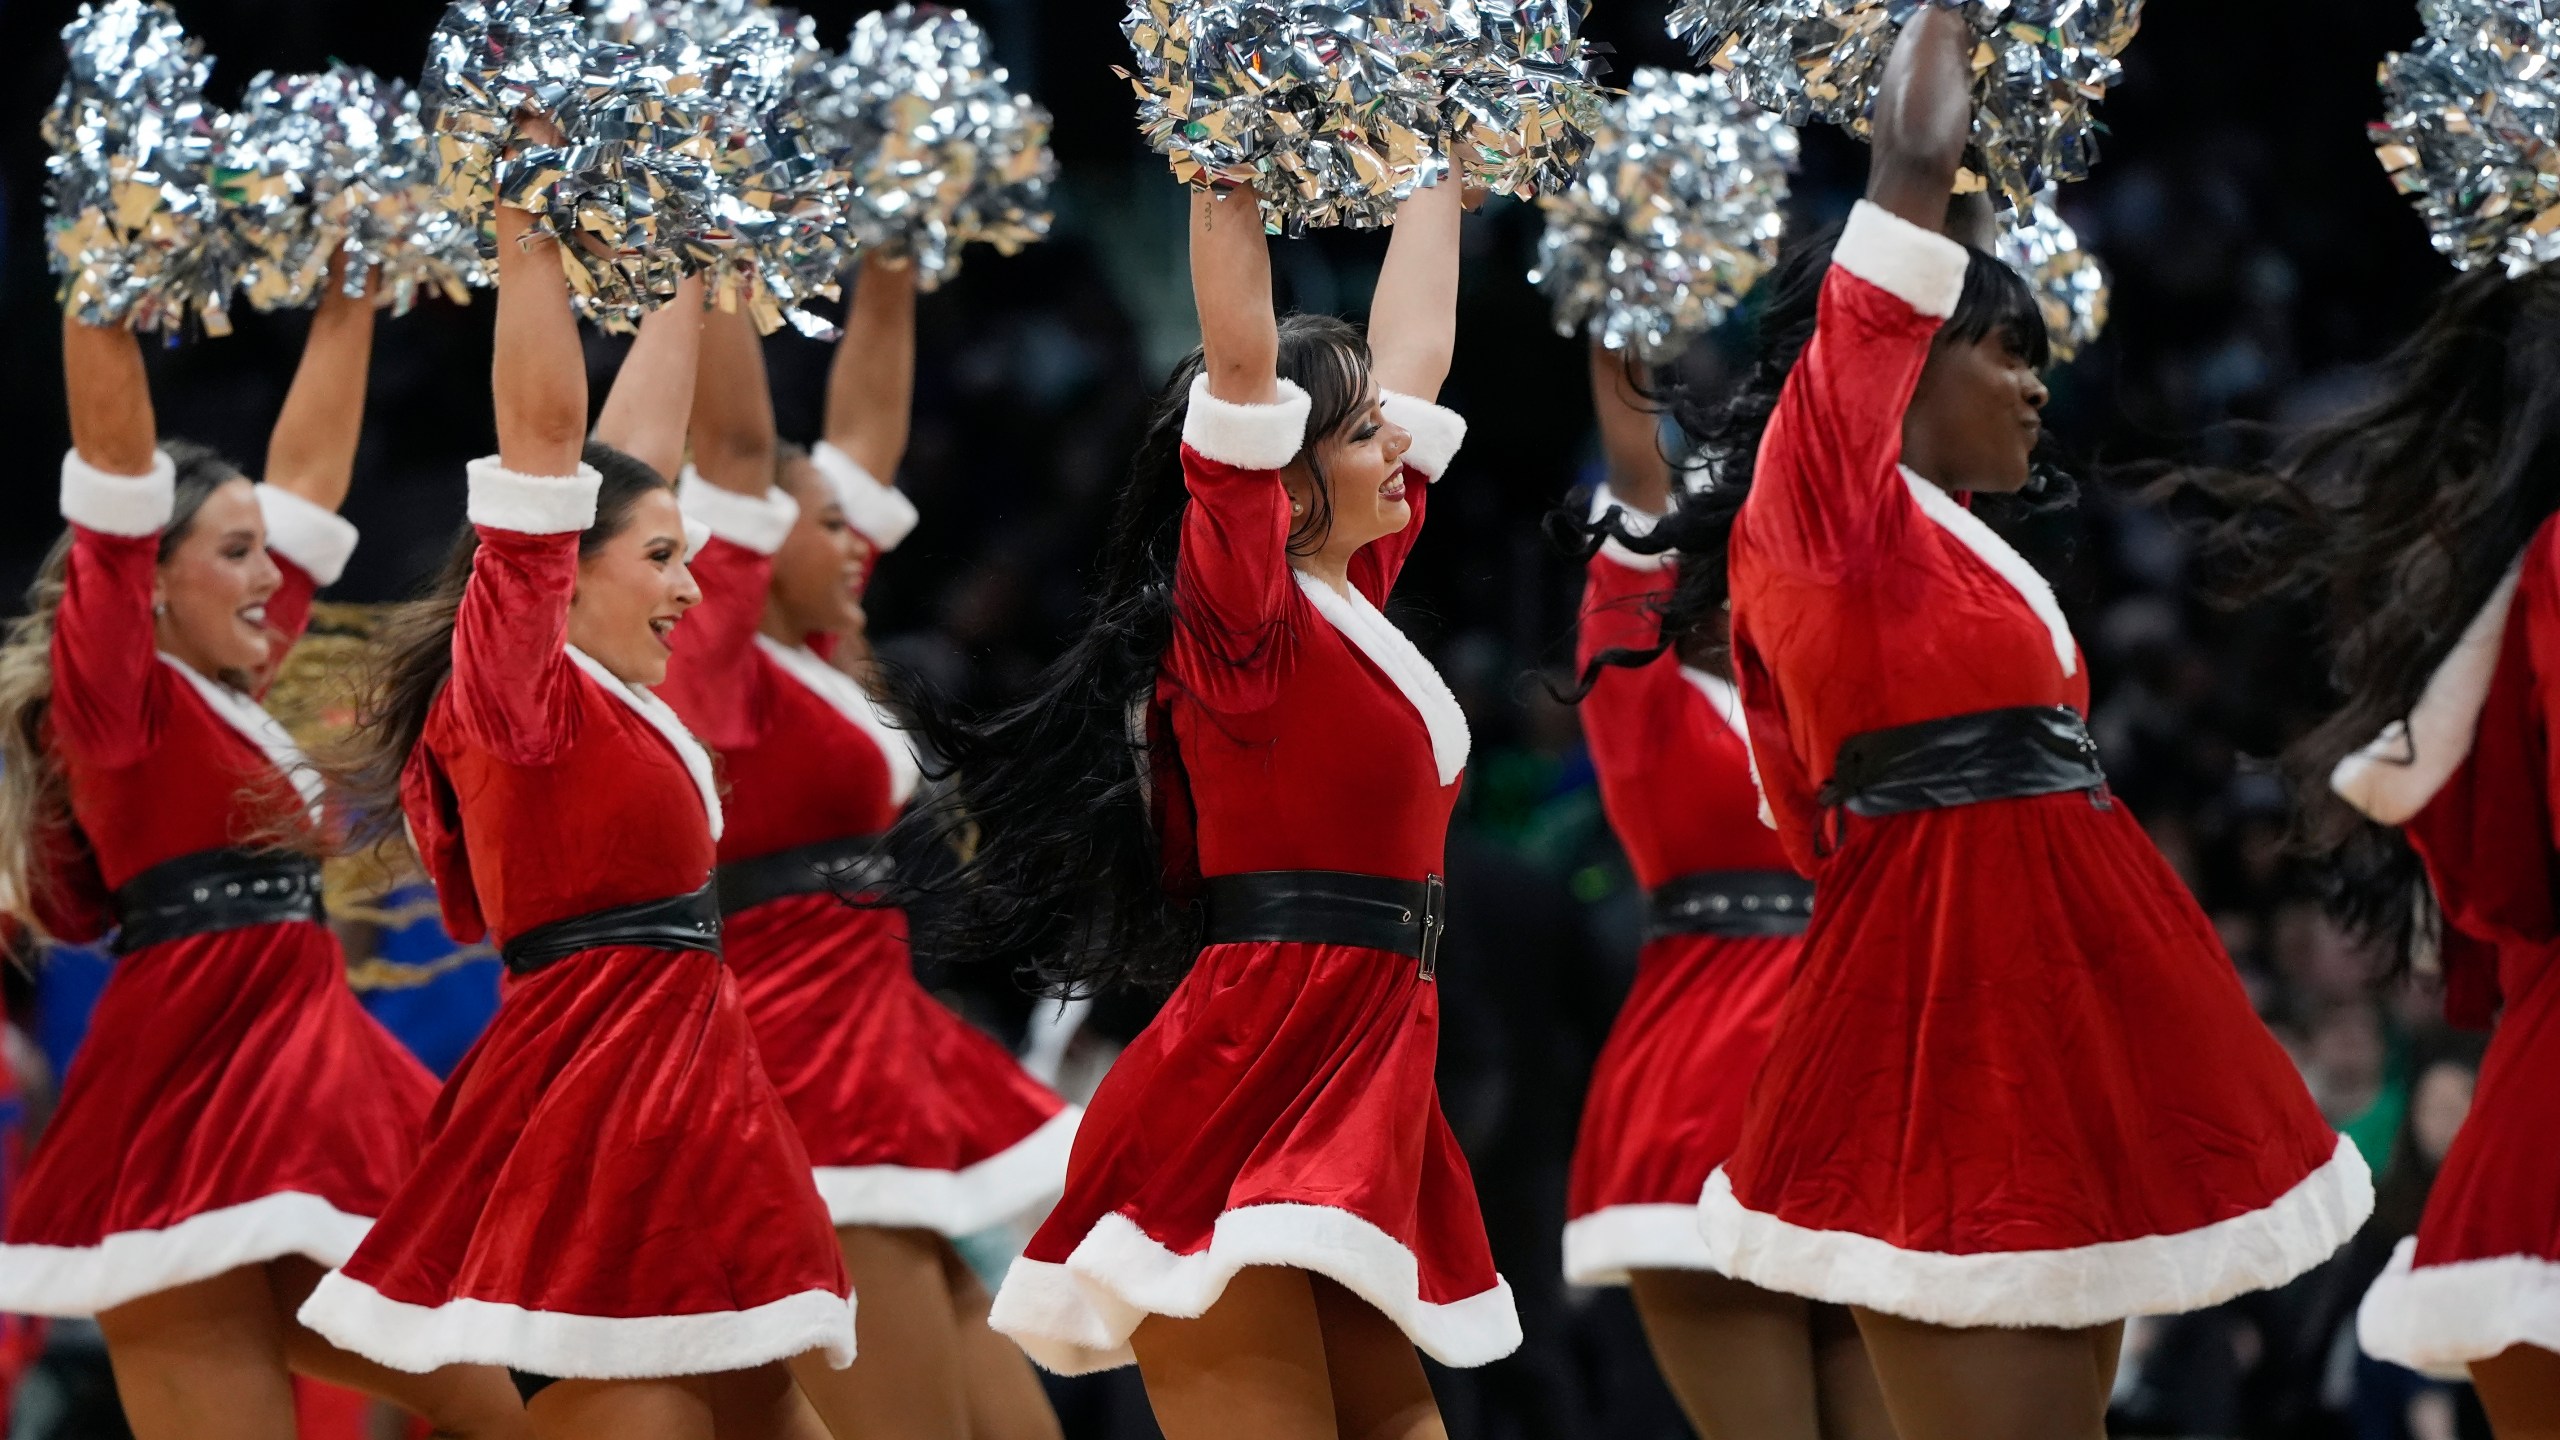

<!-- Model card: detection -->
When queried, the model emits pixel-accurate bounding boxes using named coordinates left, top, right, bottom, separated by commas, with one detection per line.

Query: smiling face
left=1901, top=327, right=2050, bottom=495
left=155, top=478, right=284, bottom=679
left=768, top=454, right=874, bottom=640
left=1284, top=381, right=1415, bottom=562
left=566, top=487, right=700, bottom=687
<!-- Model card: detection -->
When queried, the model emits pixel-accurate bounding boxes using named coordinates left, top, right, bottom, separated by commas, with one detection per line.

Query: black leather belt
left=500, top=886, right=722, bottom=977
left=112, top=847, right=325, bottom=955
left=1200, top=870, right=1447, bottom=980
left=714, top=834, right=891, bottom=916
left=1645, top=870, right=1813, bottom=940
left=1815, top=705, right=2108, bottom=851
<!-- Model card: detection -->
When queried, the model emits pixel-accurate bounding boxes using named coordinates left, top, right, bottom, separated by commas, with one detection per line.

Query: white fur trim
left=678, top=468, right=801, bottom=556
left=1588, top=482, right=1670, bottom=573
left=682, top=515, right=711, bottom=562
left=2331, top=561, right=2525, bottom=826
left=1681, top=664, right=1777, bottom=829
left=1180, top=375, right=1314, bottom=472
left=564, top=645, right=724, bottom=842
left=1698, top=1136, right=2373, bottom=1329
left=987, top=1203, right=1522, bottom=1376
left=296, top=1270, right=855, bottom=1378
left=160, top=652, right=325, bottom=820
left=755, top=635, right=921, bottom=807
left=60, top=448, right=177, bottom=537
left=811, top=1107, right=1080, bottom=1234
left=1381, top=391, right=1467, bottom=481
left=808, top=443, right=918, bottom=552
left=1834, top=200, right=1969, bottom=319
left=2357, top=1237, right=2560, bottom=1380
left=1564, top=1205, right=1722, bottom=1287
left=1294, top=571, right=1470, bottom=786
left=0, top=1191, right=373, bottom=1317
left=253, top=485, right=360, bottom=586
left=1902, top=468, right=2078, bottom=678
left=465, top=457, right=601, bottom=535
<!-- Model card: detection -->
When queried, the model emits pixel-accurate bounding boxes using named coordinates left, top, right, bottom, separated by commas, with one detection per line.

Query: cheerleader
left=2186, top=223, right=2560, bottom=1434
left=294, top=198, right=855, bottom=1437
left=0, top=271, right=526, bottom=1438
left=662, top=264, right=1072, bottom=1440
left=883, top=178, right=1512, bottom=1435
left=1559, top=344, right=1892, bottom=1440
left=1682, top=14, right=2370, bottom=1438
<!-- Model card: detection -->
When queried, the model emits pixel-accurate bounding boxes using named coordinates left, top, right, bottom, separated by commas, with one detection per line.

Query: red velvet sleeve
left=1577, top=546, right=1691, bottom=790
left=442, top=461, right=597, bottom=767
left=661, top=535, right=777, bottom=752
left=1733, top=615, right=1820, bottom=877
left=49, top=526, right=168, bottom=770
left=1165, top=377, right=1314, bottom=714
left=249, top=483, right=361, bottom=690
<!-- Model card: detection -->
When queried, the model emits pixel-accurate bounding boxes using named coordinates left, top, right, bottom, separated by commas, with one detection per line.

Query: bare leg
left=95, top=1266, right=299, bottom=1440
left=787, top=1226, right=969, bottom=1440
left=1307, top=1274, right=1445, bottom=1440
left=1626, top=1269, right=1819, bottom=1440
left=1131, top=1265, right=1336, bottom=1440
left=943, top=1248, right=1065, bottom=1440
left=266, top=1257, right=530, bottom=1439
left=704, top=1363, right=830, bottom=1440
left=527, top=1378, right=713, bottom=1440
left=1808, top=1301, right=1896, bottom=1440
left=2473, top=1343, right=2560, bottom=1438
left=1852, top=1307, right=2110, bottom=1440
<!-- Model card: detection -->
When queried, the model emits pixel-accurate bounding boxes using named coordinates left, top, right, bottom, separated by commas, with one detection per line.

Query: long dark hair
left=334, top=442, right=675, bottom=852
left=1552, top=217, right=2060, bottom=696
left=2182, top=267, right=2560, bottom=956
left=882, top=314, right=1376, bottom=997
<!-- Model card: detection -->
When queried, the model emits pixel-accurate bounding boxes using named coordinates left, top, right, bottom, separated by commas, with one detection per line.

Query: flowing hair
left=0, top=443, right=252, bottom=943
left=1550, top=217, right=2063, bottom=697
left=332, top=442, right=677, bottom=853
left=2179, top=267, right=2560, bottom=960
left=880, top=314, right=1376, bottom=997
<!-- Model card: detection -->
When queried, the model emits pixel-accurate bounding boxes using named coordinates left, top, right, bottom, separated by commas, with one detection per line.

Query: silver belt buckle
left=1419, top=875, right=1446, bottom=981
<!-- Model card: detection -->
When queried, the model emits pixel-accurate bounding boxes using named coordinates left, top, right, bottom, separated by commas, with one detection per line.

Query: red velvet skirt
left=0, top=921, right=435, bottom=1317
left=2359, top=958, right=2560, bottom=1376
left=296, top=946, right=855, bottom=1379
left=986, top=938, right=1518, bottom=1375
left=1564, top=931, right=1797, bottom=1286
left=1703, top=793, right=2373, bottom=1328
left=724, top=894, right=1076, bottom=1233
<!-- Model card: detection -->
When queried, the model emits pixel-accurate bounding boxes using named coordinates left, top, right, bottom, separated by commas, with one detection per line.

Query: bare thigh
left=2473, top=1343, right=2560, bottom=1438
left=1852, top=1307, right=2113, bottom=1440
left=95, top=1265, right=298, bottom=1440
left=1808, top=1302, right=1897, bottom=1440
left=264, top=1256, right=530, bottom=1440
left=941, top=1247, right=1064, bottom=1440
left=704, top=1363, right=829, bottom=1440
left=1307, top=1275, right=1445, bottom=1440
left=526, top=1377, right=713, bottom=1440
left=1132, top=1265, right=1336, bottom=1440
left=788, top=1226, right=968, bottom=1440
left=1626, top=1268, right=1819, bottom=1440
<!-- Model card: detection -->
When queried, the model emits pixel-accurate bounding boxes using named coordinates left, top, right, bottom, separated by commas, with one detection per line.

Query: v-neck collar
left=157, top=653, right=324, bottom=820
left=1899, top=467, right=2079, bottom=678
left=564, top=646, right=724, bottom=841
left=1292, top=571, right=1470, bottom=787
left=754, top=635, right=921, bottom=807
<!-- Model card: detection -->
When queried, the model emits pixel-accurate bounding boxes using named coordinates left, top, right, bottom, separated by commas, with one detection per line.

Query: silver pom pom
left=42, top=0, right=229, bottom=336
left=1418, top=0, right=1607, bottom=200
left=694, top=13, right=860, bottom=334
left=947, top=84, right=1057, bottom=267
left=1119, top=0, right=1447, bottom=234
left=214, top=65, right=387, bottom=313
left=2372, top=0, right=2560, bottom=277
left=1994, top=190, right=2106, bottom=362
left=1530, top=68, right=1797, bottom=363
left=1669, top=0, right=2144, bottom=213
left=342, top=84, right=492, bottom=316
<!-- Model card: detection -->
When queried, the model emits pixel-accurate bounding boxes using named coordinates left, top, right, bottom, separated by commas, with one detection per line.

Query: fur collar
left=754, top=635, right=921, bottom=807
left=158, top=654, right=324, bottom=820
left=565, top=646, right=724, bottom=841
left=1293, top=571, right=1470, bottom=787
left=1900, top=468, right=2079, bottom=679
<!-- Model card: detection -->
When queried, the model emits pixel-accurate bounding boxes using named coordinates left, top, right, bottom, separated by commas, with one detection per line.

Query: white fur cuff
left=466, top=457, right=602, bottom=535
left=1835, top=200, right=1969, bottom=319
left=1381, top=392, right=1467, bottom=481
left=678, top=467, right=801, bottom=557
left=810, top=443, right=918, bottom=552
left=254, top=485, right=360, bottom=586
left=60, top=448, right=178, bottom=537
left=1182, top=375, right=1313, bottom=472
left=1588, top=482, right=1670, bottom=572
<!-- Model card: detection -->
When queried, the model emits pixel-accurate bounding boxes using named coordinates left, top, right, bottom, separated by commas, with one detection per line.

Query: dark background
left=0, top=2, right=2491, bottom=1437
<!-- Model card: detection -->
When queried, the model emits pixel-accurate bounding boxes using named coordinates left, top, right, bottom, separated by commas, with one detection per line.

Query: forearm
left=688, top=308, right=778, bottom=496
left=492, top=206, right=589, bottom=477
left=1589, top=343, right=1670, bottom=514
left=1369, top=180, right=1461, bottom=400
left=821, top=260, right=917, bottom=481
left=1867, top=6, right=1974, bottom=233
left=1192, top=186, right=1279, bottom=405
left=61, top=314, right=157, bottom=476
left=593, top=274, right=705, bottom=483
left=263, top=278, right=378, bottom=511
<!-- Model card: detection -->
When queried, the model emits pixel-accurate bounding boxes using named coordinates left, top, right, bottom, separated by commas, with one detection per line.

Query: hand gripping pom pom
left=1994, top=189, right=2106, bottom=362
left=1668, top=0, right=2143, bottom=213
left=1530, top=67, right=1797, bottom=363
left=2373, top=0, right=2560, bottom=278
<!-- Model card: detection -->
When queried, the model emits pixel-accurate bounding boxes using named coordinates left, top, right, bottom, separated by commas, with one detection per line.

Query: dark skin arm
left=821, top=260, right=918, bottom=482
left=689, top=307, right=779, bottom=499
left=1588, top=343, right=1671, bottom=515
left=1867, top=6, right=1974, bottom=236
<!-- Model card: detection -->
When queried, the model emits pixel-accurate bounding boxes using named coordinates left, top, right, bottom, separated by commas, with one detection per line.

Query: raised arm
left=262, top=258, right=378, bottom=513
left=821, top=260, right=917, bottom=482
left=592, top=274, right=706, bottom=483
left=1367, top=180, right=1461, bottom=401
left=1590, top=343, right=1670, bottom=516
left=52, top=314, right=171, bottom=767
left=62, top=316, right=157, bottom=478
left=1867, top=6, right=1973, bottom=236
left=492, top=205, right=588, bottom=478
left=1192, top=186, right=1280, bottom=406
left=664, top=306, right=794, bottom=750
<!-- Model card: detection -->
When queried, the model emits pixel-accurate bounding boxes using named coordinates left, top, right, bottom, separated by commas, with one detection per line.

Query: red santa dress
left=1561, top=493, right=1805, bottom=1286
left=1706, top=202, right=2371, bottom=1327
left=0, top=450, right=437, bottom=1317
left=661, top=456, right=1077, bottom=1235
left=2338, top=513, right=2560, bottom=1376
left=985, top=379, right=1520, bottom=1374
left=295, top=459, right=855, bottom=1379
